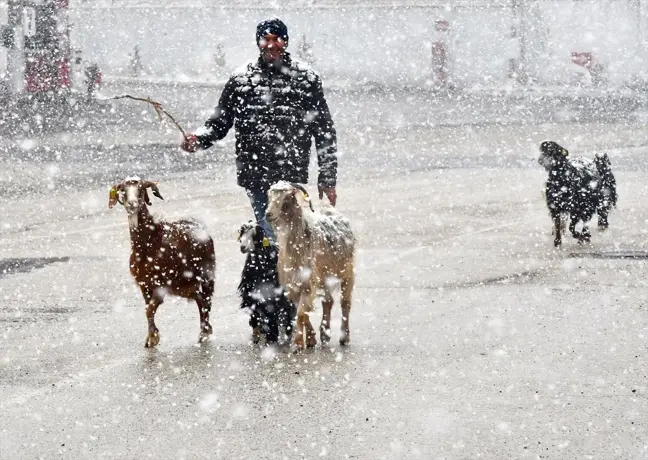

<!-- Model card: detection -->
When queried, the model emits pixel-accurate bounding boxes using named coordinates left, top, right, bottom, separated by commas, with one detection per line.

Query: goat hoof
left=320, top=328, right=331, bottom=344
left=553, top=239, right=561, bottom=248
left=306, top=336, right=317, bottom=348
left=294, top=334, right=305, bottom=350
left=252, top=327, right=261, bottom=344
left=144, top=331, right=160, bottom=348
left=339, top=334, right=350, bottom=346
left=198, top=331, right=212, bottom=344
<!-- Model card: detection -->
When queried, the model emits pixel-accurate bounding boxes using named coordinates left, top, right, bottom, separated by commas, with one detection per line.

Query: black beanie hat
left=256, top=18, right=289, bottom=44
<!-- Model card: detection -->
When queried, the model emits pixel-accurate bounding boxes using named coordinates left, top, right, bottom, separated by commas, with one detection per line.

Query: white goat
left=265, top=181, right=356, bottom=348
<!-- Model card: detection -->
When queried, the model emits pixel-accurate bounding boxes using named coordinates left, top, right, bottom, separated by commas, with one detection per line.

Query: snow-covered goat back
left=265, top=181, right=356, bottom=349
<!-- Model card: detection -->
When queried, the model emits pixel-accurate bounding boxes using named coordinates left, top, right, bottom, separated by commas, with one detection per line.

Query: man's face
left=259, top=33, right=286, bottom=63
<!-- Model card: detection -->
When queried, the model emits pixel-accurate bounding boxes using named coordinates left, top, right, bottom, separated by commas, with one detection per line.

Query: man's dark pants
left=246, top=186, right=276, bottom=241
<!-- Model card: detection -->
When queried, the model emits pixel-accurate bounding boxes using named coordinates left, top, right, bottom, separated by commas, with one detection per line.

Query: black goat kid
left=237, top=221, right=296, bottom=345
left=538, top=141, right=617, bottom=247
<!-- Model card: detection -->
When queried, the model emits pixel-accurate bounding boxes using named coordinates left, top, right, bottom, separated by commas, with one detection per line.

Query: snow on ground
left=1, top=112, right=647, bottom=458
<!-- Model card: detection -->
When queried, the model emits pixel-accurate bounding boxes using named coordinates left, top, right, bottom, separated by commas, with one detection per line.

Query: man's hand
left=318, top=186, right=337, bottom=206
left=181, top=134, right=200, bottom=153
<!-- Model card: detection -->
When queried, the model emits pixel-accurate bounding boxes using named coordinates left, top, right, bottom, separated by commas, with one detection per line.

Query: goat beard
left=128, top=211, right=139, bottom=230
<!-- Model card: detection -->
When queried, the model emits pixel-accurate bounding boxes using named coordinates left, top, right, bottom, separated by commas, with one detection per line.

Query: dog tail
left=595, top=153, right=617, bottom=207
left=594, top=153, right=612, bottom=176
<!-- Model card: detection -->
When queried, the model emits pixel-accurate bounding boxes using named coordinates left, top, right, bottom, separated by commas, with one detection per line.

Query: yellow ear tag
left=110, top=188, right=117, bottom=200
left=303, top=192, right=309, bottom=200
left=262, top=237, right=270, bottom=247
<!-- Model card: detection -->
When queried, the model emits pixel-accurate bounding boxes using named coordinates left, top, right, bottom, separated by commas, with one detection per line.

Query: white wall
left=0, top=2, right=7, bottom=76
left=69, top=1, right=645, bottom=88
left=529, top=0, right=645, bottom=84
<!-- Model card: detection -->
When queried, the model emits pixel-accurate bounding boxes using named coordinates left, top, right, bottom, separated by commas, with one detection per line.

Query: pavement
left=1, top=113, right=648, bottom=459
left=105, top=73, right=648, bottom=98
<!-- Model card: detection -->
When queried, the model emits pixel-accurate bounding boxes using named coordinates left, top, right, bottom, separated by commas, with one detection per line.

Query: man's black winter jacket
left=196, top=53, right=337, bottom=190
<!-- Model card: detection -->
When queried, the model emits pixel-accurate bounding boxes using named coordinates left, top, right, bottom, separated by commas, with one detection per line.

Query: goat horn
left=289, top=182, right=314, bottom=212
left=141, top=180, right=164, bottom=201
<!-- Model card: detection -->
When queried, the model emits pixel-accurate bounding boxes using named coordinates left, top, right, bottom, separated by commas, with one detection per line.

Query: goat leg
left=320, top=294, right=334, bottom=344
left=294, top=313, right=305, bottom=349
left=302, top=292, right=318, bottom=348
left=294, top=312, right=317, bottom=349
left=144, top=299, right=162, bottom=348
left=196, top=293, right=213, bottom=343
left=339, top=276, right=354, bottom=346
left=305, top=315, right=318, bottom=348
left=295, top=290, right=317, bottom=349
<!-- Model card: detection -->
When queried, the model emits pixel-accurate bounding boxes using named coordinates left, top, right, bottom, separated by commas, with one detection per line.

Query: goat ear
left=285, top=189, right=300, bottom=208
left=292, top=187, right=314, bottom=212
left=143, top=189, right=152, bottom=206
left=108, top=186, right=121, bottom=209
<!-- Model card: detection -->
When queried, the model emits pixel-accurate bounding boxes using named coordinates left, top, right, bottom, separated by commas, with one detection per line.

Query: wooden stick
left=107, top=94, right=188, bottom=139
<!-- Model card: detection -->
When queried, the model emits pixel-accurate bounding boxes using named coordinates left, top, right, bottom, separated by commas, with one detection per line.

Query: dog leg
left=553, top=214, right=562, bottom=247
left=249, top=310, right=261, bottom=344
left=569, top=216, right=581, bottom=241
left=281, top=298, right=297, bottom=344
left=598, top=209, right=609, bottom=230
left=266, top=310, right=279, bottom=345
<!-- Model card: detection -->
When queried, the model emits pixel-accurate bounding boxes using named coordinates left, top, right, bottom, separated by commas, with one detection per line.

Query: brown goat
left=108, top=177, right=216, bottom=347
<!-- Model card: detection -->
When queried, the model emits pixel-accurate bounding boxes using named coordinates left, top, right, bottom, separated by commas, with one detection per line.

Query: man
left=181, top=18, right=338, bottom=240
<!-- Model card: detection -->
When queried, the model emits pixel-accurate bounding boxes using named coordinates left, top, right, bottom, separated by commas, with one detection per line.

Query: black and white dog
left=237, top=221, right=296, bottom=345
left=538, top=140, right=617, bottom=247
